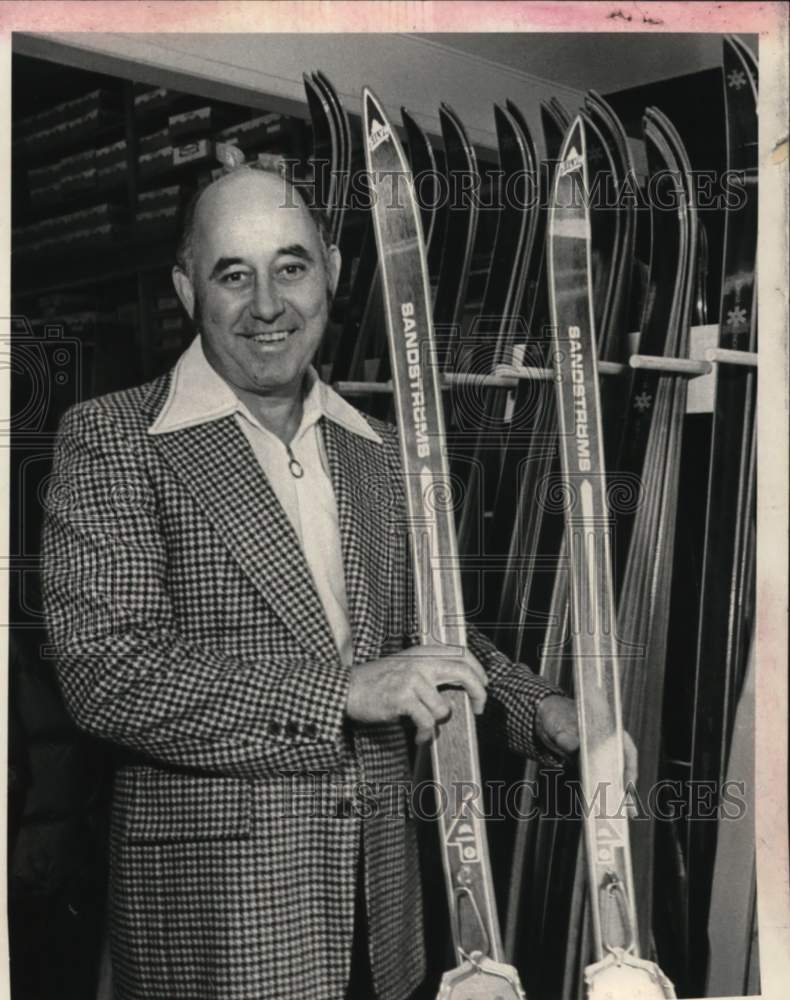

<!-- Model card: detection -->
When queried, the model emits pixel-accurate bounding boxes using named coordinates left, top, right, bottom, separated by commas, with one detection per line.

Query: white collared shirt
left=149, top=335, right=381, bottom=666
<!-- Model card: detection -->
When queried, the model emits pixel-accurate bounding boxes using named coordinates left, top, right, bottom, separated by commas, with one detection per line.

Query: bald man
left=42, top=163, right=598, bottom=1000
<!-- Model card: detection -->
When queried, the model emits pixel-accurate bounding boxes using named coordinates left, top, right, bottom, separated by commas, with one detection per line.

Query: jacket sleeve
left=467, top=627, right=566, bottom=767
left=41, top=404, right=353, bottom=780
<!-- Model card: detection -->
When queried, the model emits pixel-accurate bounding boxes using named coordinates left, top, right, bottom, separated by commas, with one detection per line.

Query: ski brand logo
left=368, top=117, right=391, bottom=152
left=568, top=325, right=592, bottom=471
left=559, top=145, right=584, bottom=177
left=594, top=818, right=625, bottom=866
left=446, top=802, right=480, bottom=864
left=402, top=302, right=430, bottom=459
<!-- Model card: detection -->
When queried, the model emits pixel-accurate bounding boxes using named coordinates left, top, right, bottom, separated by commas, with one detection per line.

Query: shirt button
left=267, top=721, right=282, bottom=737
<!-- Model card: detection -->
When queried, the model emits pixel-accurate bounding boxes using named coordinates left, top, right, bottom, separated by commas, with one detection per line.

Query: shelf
left=12, top=239, right=178, bottom=299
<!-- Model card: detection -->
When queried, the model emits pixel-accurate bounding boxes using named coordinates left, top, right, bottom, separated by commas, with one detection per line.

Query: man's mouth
left=243, top=329, right=295, bottom=345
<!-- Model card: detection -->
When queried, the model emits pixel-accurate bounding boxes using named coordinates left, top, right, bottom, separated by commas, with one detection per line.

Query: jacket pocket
left=120, top=767, right=253, bottom=845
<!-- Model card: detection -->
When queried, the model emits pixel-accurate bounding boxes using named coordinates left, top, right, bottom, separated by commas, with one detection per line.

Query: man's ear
left=326, top=245, right=342, bottom=298
left=172, top=266, right=196, bottom=319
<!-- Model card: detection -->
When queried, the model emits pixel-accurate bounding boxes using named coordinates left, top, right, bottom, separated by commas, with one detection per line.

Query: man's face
left=173, top=170, right=340, bottom=403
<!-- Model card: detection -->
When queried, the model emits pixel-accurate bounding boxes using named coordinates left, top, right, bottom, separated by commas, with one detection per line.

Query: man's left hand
left=535, top=694, right=639, bottom=789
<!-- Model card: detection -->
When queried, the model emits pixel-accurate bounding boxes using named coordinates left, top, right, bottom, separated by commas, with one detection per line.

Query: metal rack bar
left=332, top=348, right=758, bottom=396
left=705, top=348, right=759, bottom=368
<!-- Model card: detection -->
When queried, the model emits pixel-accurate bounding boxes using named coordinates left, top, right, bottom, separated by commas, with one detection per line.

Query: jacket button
left=268, top=721, right=282, bottom=736
left=303, top=722, right=318, bottom=738
left=285, top=721, right=300, bottom=738
left=335, top=797, right=354, bottom=819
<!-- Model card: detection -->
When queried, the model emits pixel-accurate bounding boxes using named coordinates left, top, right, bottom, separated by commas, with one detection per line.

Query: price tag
left=173, top=139, right=211, bottom=167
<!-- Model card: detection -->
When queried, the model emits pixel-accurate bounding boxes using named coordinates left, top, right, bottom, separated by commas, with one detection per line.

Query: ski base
left=437, top=955, right=527, bottom=1000
left=584, top=949, right=677, bottom=999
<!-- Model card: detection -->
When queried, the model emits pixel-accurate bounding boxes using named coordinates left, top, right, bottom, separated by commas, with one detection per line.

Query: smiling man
left=41, top=162, right=610, bottom=1000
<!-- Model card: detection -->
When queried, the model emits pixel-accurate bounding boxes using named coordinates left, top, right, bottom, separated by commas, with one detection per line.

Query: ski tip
left=362, top=87, right=385, bottom=125
left=555, top=115, right=587, bottom=175
left=362, top=88, right=399, bottom=156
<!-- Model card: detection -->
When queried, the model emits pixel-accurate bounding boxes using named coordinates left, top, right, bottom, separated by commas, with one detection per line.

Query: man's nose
left=250, top=274, right=285, bottom=321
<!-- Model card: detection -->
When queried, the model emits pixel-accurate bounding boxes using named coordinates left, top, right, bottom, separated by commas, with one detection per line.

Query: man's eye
left=278, top=262, right=307, bottom=279
left=221, top=270, right=250, bottom=285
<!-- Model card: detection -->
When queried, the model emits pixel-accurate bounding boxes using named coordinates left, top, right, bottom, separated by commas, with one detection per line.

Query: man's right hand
left=345, top=646, right=489, bottom=745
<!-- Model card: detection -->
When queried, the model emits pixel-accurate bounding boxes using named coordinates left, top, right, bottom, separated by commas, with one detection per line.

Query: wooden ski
left=369, top=107, right=443, bottom=419
left=615, top=105, right=698, bottom=962
left=455, top=102, right=538, bottom=558
left=686, top=34, right=758, bottom=993
left=362, top=87, right=526, bottom=1000
left=312, top=70, right=352, bottom=246
left=433, top=103, right=481, bottom=367
left=547, top=115, right=675, bottom=999
left=502, top=97, right=637, bottom=993
left=303, top=72, right=337, bottom=223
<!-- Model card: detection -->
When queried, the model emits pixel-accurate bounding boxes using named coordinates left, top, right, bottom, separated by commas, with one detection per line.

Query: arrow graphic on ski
left=362, top=87, right=526, bottom=1000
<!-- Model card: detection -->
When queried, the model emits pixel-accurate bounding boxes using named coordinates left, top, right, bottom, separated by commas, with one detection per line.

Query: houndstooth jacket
left=41, top=363, right=562, bottom=1000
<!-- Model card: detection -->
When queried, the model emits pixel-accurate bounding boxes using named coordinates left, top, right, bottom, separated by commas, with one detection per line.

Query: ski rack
left=333, top=347, right=758, bottom=396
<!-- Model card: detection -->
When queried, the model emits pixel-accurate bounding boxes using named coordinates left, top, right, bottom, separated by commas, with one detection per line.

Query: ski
left=311, top=71, right=368, bottom=375
left=303, top=72, right=337, bottom=225
left=584, top=91, right=638, bottom=365
left=614, top=105, right=698, bottom=960
left=433, top=103, right=481, bottom=367
left=504, top=100, right=542, bottom=320
left=612, top=108, right=693, bottom=588
left=705, top=635, right=757, bottom=998
left=501, top=98, right=637, bottom=988
left=312, top=70, right=352, bottom=246
left=362, top=87, right=526, bottom=1000
left=511, top=94, right=638, bottom=992
left=500, top=104, right=571, bottom=968
left=455, top=102, right=538, bottom=559
left=329, top=216, right=378, bottom=382
left=403, top=106, right=441, bottom=256
left=369, top=107, right=443, bottom=419
left=542, top=99, right=571, bottom=161
left=546, top=115, right=675, bottom=998
left=686, top=34, right=758, bottom=993
left=489, top=102, right=570, bottom=661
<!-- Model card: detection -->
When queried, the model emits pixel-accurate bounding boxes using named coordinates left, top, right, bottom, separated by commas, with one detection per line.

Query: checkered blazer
left=41, top=367, right=561, bottom=1000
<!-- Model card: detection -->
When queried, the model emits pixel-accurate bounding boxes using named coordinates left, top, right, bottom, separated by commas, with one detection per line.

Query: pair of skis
left=362, top=89, right=675, bottom=998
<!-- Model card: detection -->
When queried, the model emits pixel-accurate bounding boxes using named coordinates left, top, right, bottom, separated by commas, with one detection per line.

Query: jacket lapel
left=322, top=419, right=395, bottom=665
left=151, top=415, right=340, bottom=664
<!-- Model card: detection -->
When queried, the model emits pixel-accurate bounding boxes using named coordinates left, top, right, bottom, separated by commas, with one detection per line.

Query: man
left=42, top=163, right=623, bottom=1000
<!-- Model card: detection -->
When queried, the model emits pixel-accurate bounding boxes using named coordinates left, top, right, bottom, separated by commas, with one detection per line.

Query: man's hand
left=536, top=694, right=639, bottom=789
left=346, top=646, right=488, bottom=745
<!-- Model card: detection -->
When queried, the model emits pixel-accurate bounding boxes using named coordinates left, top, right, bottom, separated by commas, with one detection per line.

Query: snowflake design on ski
left=634, top=392, right=653, bottom=413
left=726, top=305, right=748, bottom=330
left=727, top=69, right=747, bottom=90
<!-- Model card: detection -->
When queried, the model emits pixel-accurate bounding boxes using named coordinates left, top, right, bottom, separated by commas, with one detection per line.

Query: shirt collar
left=148, top=334, right=381, bottom=444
